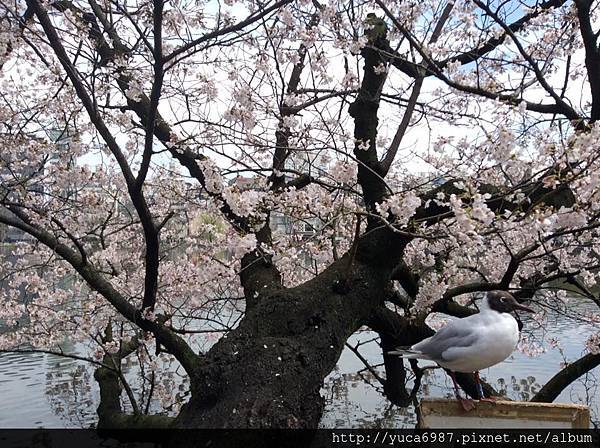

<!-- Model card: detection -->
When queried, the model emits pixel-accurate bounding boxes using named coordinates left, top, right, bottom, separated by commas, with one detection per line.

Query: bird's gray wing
left=411, top=321, right=479, bottom=362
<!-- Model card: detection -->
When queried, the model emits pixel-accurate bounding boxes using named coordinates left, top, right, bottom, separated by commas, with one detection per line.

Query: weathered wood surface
left=418, top=398, right=590, bottom=428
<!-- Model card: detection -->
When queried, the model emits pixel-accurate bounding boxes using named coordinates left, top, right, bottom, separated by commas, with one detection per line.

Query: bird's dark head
left=485, top=290, right=535, bottom=314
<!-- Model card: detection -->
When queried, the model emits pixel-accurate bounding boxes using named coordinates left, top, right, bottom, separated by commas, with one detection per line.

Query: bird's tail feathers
left=386, top=347, right=430, bottom=360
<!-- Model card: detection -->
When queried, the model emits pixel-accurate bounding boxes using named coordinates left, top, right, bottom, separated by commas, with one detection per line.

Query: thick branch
left=413, top=176, right=575, bottom=226
left=531, top=352, right=600, bottom=403
left=270, top=11, right=320, bottom=191
left=134, top=0, right=165, bottom=310
left=575, top=0, right=600, bottom=121
left=26, top=0, right=161, bottom=310
left=348, top=21, right=391, bottom=218
left=390, top=260, right=419, bottom=299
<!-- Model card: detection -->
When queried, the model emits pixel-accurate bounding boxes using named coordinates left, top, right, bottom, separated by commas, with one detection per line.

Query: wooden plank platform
left=418, top=398, right=590, bottom=428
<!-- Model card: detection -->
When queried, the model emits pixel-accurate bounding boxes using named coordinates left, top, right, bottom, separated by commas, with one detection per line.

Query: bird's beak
left=514, top=303, right=535, bottom=313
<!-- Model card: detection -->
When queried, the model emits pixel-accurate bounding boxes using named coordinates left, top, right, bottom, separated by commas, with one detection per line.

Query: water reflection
left=0, top=301, right=598, bottom=428
left=45, top=361, right=96, bottom=427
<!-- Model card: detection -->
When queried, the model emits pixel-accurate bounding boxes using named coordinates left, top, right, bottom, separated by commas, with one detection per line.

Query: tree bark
left=172, top=230, right=409, bottom=429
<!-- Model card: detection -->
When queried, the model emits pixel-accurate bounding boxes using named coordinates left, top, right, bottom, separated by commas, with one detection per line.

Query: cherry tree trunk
left=174, top=236, right=403, bottom=429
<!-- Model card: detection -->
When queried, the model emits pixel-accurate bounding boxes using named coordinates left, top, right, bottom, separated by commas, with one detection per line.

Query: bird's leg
left=449, top=371, right=476, bottom=411
left=474, top=371, right=498, bottom=402
left=474, top=371, right=485, bottom=399
left=449, top=370, right=462, bottom=398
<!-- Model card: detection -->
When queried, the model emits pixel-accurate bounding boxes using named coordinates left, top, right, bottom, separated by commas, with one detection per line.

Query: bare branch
left=164, top=0, right=293, bottom=64
left=380, top=1, right=454, bottom=174
left=472, top=0, right=580, bottom=120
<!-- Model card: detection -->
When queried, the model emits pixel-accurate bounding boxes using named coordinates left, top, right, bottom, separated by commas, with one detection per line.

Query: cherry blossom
left=0, top=0, right=597, bottom=427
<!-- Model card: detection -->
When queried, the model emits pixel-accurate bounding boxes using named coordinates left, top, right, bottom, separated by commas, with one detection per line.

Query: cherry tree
left=0, top=0, right=598, bottom=431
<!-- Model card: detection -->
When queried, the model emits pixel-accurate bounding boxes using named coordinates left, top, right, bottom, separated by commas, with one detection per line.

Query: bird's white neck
left=480, top=295, right=494, bottom=313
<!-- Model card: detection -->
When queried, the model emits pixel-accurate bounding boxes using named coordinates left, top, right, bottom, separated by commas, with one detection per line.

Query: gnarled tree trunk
left=173, top=231, right=407, bottom=428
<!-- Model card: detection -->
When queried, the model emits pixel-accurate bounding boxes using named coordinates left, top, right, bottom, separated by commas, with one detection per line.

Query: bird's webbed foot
left=459, top=397, right=477, bottom=412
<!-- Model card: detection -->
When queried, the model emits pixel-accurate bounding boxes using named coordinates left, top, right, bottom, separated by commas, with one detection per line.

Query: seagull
left=388, top=290, right=534, bottom=411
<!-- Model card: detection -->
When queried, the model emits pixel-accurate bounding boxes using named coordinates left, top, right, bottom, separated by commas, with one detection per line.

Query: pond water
left=0, top=299, right=598, bottom=428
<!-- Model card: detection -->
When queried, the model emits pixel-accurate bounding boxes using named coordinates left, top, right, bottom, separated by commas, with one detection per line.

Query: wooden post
left=418, top=399, right=590, bottom=428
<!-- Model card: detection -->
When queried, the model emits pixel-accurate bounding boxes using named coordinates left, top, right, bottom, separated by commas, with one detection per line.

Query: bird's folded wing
left=411, top=322, right=480, bottom=362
